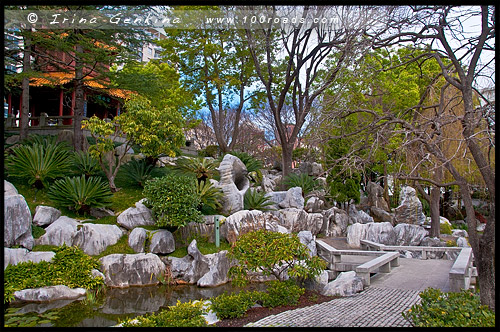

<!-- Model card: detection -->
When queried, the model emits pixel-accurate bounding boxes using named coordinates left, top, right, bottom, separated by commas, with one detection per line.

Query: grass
left=32, top=225, right=46, bottom=239
left=94, top=234, right=135, bottom=259
left=32, top=244, right=59, bottom=252
left=82, top=216, right=118, bottom=225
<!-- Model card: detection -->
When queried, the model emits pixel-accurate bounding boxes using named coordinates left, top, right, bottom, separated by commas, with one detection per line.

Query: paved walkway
left=246, top=258, right=454, bottom=327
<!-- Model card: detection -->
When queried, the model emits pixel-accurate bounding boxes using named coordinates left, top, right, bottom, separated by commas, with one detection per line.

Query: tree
left=159, top=6, right=256, bottom=154
left=82, top=95, right=186, bottom=192
left=244, top=6, right=386, bottom=178
left=342, top=6, right=495, bottom=309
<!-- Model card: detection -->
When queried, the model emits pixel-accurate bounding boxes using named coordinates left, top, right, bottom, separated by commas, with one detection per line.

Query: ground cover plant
left=4, top=245, right=103, bottom=304
left=402, top=288, right=495, bottom=327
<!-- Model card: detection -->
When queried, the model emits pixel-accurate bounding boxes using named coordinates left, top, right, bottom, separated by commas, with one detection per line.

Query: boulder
left=4, top=194, right=34, bottom=249
left=33, top=206, right=61, bottom=227
left=299, top=162, right=323, bottom=177
left=175, top=215, right=223, bottom=245
left=216, top=154, right=250, bottom=215
left=346, top=222, right=396, bottom=247
left=115, top=143, right=134, bottom=157
left=99, top=253, right=166, bottom=287
left=128, top=227, right=148, bottom=253
left=303, top=270, right=329, bottom=292
left=73, top=223, right=124, bottom=256
left=348, top=205, right=374, bottom=224
left=366, top=181, right=390, bottom=212
left=4, top=180, right=18, bottom=196
left=13, top=285, right=87, bottom=302
left=305, top=196, right=324, bottom=213
left=321, top=207, right=352, bottom=237
left=221, top=210, right=281, bottom=243
left=476, top=223, right=486, bottom=232
left=298, top=231, right=317, bottom=257
left=321, top=271, right=364, bottom=297
left=149, top=229, right=176, bottom=254
left=278, top=187, right=305, bottom=209
left=370, top=206, right=394, bottom=224
left=394, top=186, right=426, bottom=225
left=156, top=156, right=177, bottom=167
left=197, top=251, right=231, bottom=287
left=457, top=237, right=470, bottom=247
left=274, top=208, right=323, bottom=235
left=56, top=129, right=89, bottom=151
left=5, top=135, right=20, bottom=145
left=4, top=248, right=55, bottom=269
left=265, top=191, right=288, bottom=210
left=264, top=221, right=290, bottom=234
left=117, top=200, right=155, bottom=230
left=261, top=174, right=282, bottom=193
left=90, top=207, right=115, bottom=219
left=420, top=237, right=447, bottom=259
left=393, top=223, right=429, bottom=246
left=36, top=216, right=80, bottom=247
left=168, top=240, right=210, bottom=284
left=452, top=229, right=468, bottom=238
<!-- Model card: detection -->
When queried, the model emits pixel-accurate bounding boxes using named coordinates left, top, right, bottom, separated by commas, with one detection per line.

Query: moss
left=94, top=234, right=134, bottom=259
left=440, top=222, right=453, bottom=235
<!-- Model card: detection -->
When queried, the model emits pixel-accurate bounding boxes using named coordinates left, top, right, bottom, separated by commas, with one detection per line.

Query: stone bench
left=449, top=247, right=474, bottom=292
left=355, top=252, right=400, bottom=286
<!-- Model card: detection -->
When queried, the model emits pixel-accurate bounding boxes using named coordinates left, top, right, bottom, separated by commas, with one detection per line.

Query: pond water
left=5, top=283, right=269, bottom=327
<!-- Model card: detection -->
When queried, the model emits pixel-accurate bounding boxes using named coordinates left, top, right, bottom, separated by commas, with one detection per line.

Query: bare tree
left=244, top=6, right=384, bottom=178
left=342, top=5, right=495, bottom=309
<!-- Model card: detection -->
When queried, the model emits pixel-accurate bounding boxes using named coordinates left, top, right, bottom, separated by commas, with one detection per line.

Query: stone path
left=246, top=287, right=421, bottom=327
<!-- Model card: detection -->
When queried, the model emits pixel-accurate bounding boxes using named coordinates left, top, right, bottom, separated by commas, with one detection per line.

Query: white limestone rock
left=197, top=251, right=231, bottom=287
left=394, top=186, right=426, bottom=225
left=216, top=154, right=250, bottom=215
left=348, top=205, right=374, bottom=224
left=393, top=223, right=429, bottom=246
left=452, top=229, right=469, bottom=238
left=278, top=187, right=305, bottom=209
left=128, top=227, right=148, bottom=253
left=99, top=253, right=166, bottom=287
left=168, top=240, right=210, bottom=284
left=73, top=223, right=124, bottom=256
left=274, top=208, right=323, bottom=235
left=149, top=229, right=176, bottom=254
left=13, top=285, right=86, bottom=302
left=33, top=205, right=62, bottom=227
left=321, top=207, right=352, bottom=237
left=457, top=237, right=470, bottom=247
left=117, top=200, right=155, bottom=230
left=4, top=194, right=34, bottom=249
left=321, top=271, right=364, bottom=297
left=221, top=210, right=281, bottom=243
left=36, top=216, right=80, bottom=247
left=4, top=180, right=18, bottom=196
left=305, top=196, right=324, bottom=213
left=4, top=248, right=55, bottom=269
left=346, top=222, right=396, bottom=248
left=298, top=230, right=317, bottom=257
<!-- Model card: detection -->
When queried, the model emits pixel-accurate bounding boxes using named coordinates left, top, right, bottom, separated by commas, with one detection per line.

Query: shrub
left=20, top=134, right=60, bottom=148
left=174, top=156, right=218, bottom=183
left=210, top=291, right=261, bottom=319
left=120, top=300, right=208, bottom=327
left=121, top=158, right=153, bottom=187
left=402, top=288, right=495, bottom=327
left=196, top=180, right=223, bottom=212
left=72, top=151, right=102, bottom=179
left=47, top=175, right=113, bottom=215
left=440, top=221, right=453, bottom=235
left=243, top=188, right=275, bottom=211
left=227, top=230, right=326, bottom=286
left=4, top=245, right=103, bottom=303
left=198, top=145, right=220, bottom=158
left=143, top=174, right=203, bottom=228
left=283, top=173, right=319, bottom=196
left=261, top=280, right=305, bottom=308
left=6, top=142, right=71, bottom=189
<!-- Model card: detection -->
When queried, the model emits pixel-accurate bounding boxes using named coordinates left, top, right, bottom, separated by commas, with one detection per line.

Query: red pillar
left=7, top=94, right=12, bottom=116
left=59, top=89, right=63, bottom=116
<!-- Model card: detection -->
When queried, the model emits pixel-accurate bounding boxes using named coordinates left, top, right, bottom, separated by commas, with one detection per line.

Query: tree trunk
left=429, top=166, right=443, bottom=238
left=73, top=41, right=85, bottom=151
left=281, top=142, right=293, bottom=181
left=20, top=32, right=31, bottom=141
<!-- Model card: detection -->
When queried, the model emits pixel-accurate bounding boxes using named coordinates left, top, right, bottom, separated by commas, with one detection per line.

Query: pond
left=5, top=283, right=269, bottom=327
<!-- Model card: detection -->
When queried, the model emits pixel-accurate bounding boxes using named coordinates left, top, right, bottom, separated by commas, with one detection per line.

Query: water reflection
left=8, top=283, right=268, bottom=327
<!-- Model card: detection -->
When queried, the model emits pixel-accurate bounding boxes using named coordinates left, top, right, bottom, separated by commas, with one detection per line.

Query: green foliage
left=174, top=156, right=218, bottom=183
left=243, top=188, right=275, bottom=211
left=440, top=221, right=453, bottom=235
left=110, top=186, right=143, bottom=213
left=293, top=146, right=320, bottom=164
left=47, top=175, right=113, bottom=214
left=71, top=151, right=102, bottom=179
left=402, top=288, right=495, bottom=327
left=198, top=145, right=220, bottom=158
left=227, top=151, right=263, bottom=173
left=121, top=158, right=153, bottom=187
left=168, top=234, right=230, bottom=257
left=95, top=234, right=135, bottom=259
left=143, top=174, right=203, bottom=228
left=210, top=290, right=262, bottom=319
left=227, top=230, right=326, bottom=286
left=4, top=245, right=103, bottom=303
left=261, top=280, right=305, bottom=308
left=120, top=300, right=208, bottom=327
left=324, top=138, right=361, bottom=204
left=196, top=179, right=223, bottom=212
left=6, top=142, right=71, bottom=189
left=283, top=173, right=319, bottom=196
left=32, top=225, right=45, bottom=239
